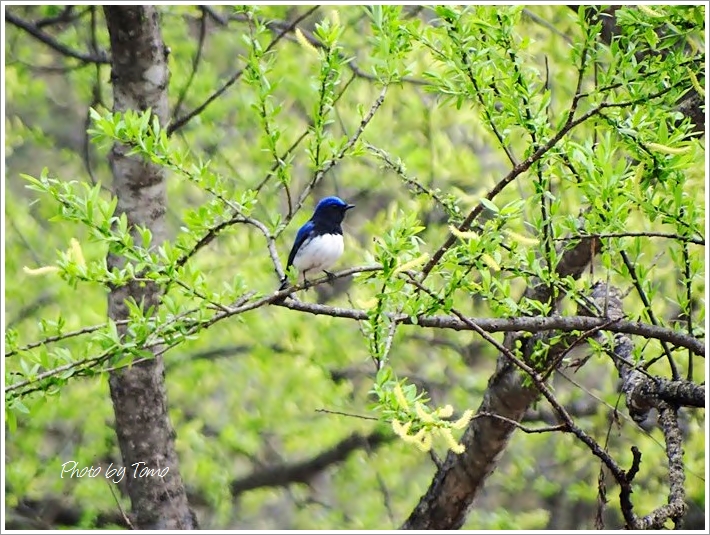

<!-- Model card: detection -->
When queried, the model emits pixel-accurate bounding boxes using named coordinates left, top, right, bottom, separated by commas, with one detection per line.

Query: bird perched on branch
left=279, top=196, right=355, bottom=291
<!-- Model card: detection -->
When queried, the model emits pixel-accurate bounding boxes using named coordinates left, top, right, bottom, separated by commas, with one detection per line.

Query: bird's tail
left=278, top=277, right=289, bottom=291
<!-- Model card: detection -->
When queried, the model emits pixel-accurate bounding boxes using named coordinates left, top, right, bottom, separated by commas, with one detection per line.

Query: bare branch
left=171, top=7, right=208, bottom=122
left=34, top=6, right=84, bottom=29
left=638, top=402, right=686, bottom=528
left=522, top=399, right=600, bottom=424
left=278, top=288, right=705, bottom=357
left=639, top=378, right=704, bottom=408
left=199, top=5, right=228, bottom=26
left=6, top=292, right=56, bottom=328
left=586, top=282, right=691, bottom=528
left=6, top=496, right=129, bottom=530
left=229, top=431, right=392, bottom=497
left=474, top=412, right=569, bottom=434
left=5, top=10, right=110, bottom=64
left=522, top=8, right=573, bottom=44
left=556, top=231, right=705, bottom=246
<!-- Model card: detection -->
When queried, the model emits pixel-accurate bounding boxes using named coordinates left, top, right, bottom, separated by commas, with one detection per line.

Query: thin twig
left=521, top=8, right=574, bottom=44
left=365, top=142, right=458, bottom=218
left=316, top=408, right=379, bottom=421
left=681, top=221, right=694, bottom=381
left=474, top=412, right=569, bottom=434
left=171, top=6, right=208, bottom=121
left=106, top=479, right=134, bottom=529
left=5, top=321, right=129, bottom=358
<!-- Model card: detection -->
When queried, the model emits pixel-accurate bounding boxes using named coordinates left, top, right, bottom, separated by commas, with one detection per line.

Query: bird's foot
left=323, top=270, right=336, bottom=285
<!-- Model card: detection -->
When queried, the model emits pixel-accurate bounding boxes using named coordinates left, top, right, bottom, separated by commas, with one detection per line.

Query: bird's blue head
left=312, top=196, right=355, bottom=223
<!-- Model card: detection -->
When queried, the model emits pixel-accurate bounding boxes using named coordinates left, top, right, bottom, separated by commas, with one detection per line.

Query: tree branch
left=170, top=6, right=208, bottom=122
left=230, top=431, right=392, bottom=497
left=556, top=231, right=705, bottom=246
left=5, top=10, right=110, bottom=64
left=586, top=282, right=690, bottom=528
left=277, top=289, right=704, bottom=358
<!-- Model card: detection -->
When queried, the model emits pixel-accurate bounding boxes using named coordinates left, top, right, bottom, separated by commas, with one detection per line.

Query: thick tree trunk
left=103, top=6, right=198, bottom=529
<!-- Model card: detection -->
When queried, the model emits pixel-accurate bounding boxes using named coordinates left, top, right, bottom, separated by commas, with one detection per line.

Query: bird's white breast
left=293, top=233, right=344, bottom=273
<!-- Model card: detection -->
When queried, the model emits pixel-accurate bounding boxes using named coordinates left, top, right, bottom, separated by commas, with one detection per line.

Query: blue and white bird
left=279, top=196, right=355, bottom=290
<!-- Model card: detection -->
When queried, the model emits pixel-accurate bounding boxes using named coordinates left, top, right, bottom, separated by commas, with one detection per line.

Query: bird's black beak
left=346, top=204, right=355, bottom=211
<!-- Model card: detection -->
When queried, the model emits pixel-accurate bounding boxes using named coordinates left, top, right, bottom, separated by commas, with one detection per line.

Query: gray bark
left=103, top=6, right=197, bottom=529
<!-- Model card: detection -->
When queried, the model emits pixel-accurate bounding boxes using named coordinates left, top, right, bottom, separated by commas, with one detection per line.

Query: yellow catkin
left=480, top=253, right=500, bottom=271
left=450, top=441, right=466, bottom=454
left=417, top=432, right=433, bottom=452
left=452, top=409, right=474, bottom=429
left=638, top=5, right=664, bottom=18
left=357, top=298, right=378, bottom=309
left=23, top=265, right=60, bottom=276
left=394, top=383, right=410, bottom=411
left=294, top=28, right=319, bottom=57
left=646, top=142, right=692, bottom=155
left=415, top=402, right=435, bottom=423
left=633, top=161, right=646, bottom=183
left=504, top=229, right=539, bottom=246
left=449, top=225, right=479, bottom=240
left=401, top=427, right=425, bottom=447
left=391, top=419, right=411, bottom=438
left=70, top=238, right=86, bottom=267
left=436, top=404, right=454, bottom=419
left=393, top=253, right=430, bottom=275
left=687, top=68, right=705, bottom=98
left=439, top=427, right=465, bottom=454
left=410, top=428, right=426, bottom=442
